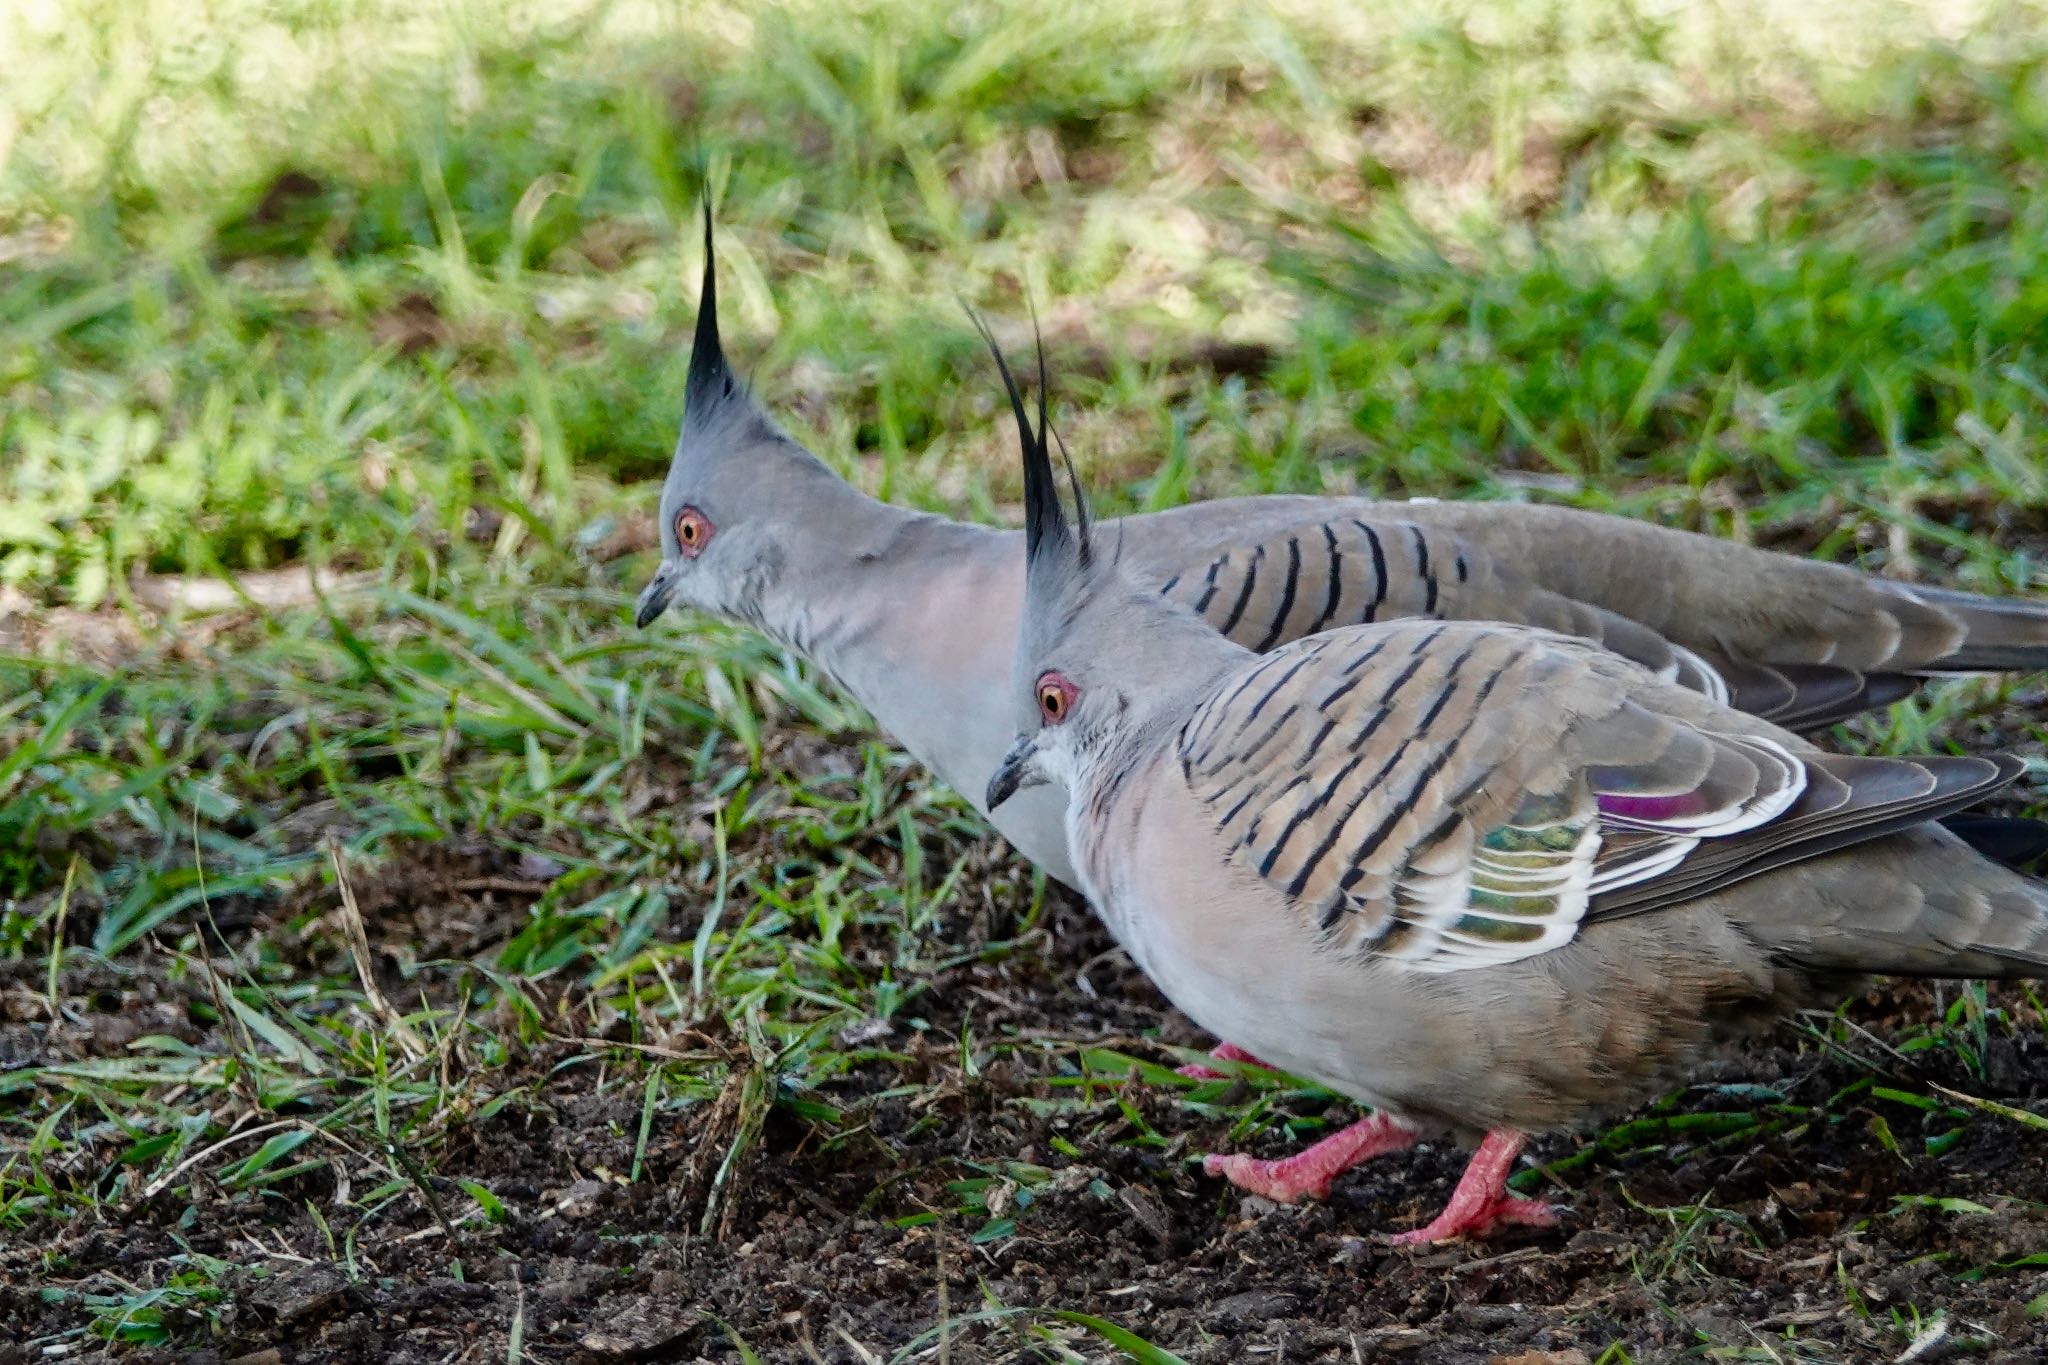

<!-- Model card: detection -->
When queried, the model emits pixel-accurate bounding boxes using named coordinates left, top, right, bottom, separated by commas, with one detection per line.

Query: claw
left=1381, top=1129, right=1560, bottom=1245
left=1202, top=1113, right=1419, bottom=1203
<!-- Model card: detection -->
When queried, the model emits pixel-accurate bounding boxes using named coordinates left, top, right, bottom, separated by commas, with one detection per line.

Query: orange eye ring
left=675, top=505, right=715, bottom=558
left=1036, top=671, right=1078, bottom=725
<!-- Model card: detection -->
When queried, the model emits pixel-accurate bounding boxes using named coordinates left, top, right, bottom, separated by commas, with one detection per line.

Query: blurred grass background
left=9, top=0, right=2048, bottom=605
left=6, top=3, right=2048, bottom=1351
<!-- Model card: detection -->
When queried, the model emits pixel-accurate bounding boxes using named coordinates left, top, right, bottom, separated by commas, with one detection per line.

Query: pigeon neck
left=746, top=480, right=1021, bottom=762
left=748, top=497, right=1081, bottom=876
left=1066, top=595, right=1251, bottom=796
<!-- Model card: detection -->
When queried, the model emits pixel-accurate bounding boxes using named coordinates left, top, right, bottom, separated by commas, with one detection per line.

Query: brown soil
left=4, top=840, right=2046, bottom=1365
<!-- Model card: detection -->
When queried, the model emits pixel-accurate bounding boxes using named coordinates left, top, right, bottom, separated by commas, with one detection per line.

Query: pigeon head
left=978, top=322, right=1242, bottom=811
left=635, top=199, right=843, bottom=630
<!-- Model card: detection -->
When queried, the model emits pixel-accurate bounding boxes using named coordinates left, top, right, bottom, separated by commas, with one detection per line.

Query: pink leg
left=1177, top=1041, right=1274, bottom=1081
left=1203, top=1113, right=1419, bottom=1203
left=1384, top=1129, right=1558, bottom=1245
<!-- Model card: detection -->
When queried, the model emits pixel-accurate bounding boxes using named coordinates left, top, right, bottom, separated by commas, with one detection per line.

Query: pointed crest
left=686, top=196, right=740, bottom=417
left=968, top=308, right=1090, bottom=572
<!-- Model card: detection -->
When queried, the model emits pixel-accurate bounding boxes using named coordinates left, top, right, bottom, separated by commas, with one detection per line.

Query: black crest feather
left=686, top=196, right=739, bottom=415
left=968, top=308, right=1090, bottom=571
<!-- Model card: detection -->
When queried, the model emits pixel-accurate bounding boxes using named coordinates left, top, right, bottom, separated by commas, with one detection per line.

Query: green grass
left=6, top=0, right=2048, bottom=1359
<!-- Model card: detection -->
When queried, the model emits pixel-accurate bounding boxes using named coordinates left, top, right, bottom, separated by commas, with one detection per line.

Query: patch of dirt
left=6, top=839, right=2048, bottom=1365
left=370, top=292, right=452, bottom=357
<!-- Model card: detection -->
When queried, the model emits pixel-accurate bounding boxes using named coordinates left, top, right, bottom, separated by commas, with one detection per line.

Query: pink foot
left=1384, top=1129, right=1560, bottom=1245
left=1203, top=1113, right=1419, bottom=1203
left=1177, top=1041, right=1273, bottom=1081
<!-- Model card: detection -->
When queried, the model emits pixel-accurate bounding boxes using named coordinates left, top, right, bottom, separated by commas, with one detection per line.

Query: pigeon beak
left=634, top=562, right=678, bottom=629
left=985, top=733, right=1049, bottom=811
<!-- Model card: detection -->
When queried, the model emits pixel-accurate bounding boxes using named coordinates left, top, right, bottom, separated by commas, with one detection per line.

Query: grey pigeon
left=979, top=338, right=2048, bottom=1242
left=634, top=203, right=2048, bottom=895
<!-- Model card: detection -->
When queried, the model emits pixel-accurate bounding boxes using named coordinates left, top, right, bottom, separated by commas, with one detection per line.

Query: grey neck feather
left=739, top=469, right=1023, bottom=783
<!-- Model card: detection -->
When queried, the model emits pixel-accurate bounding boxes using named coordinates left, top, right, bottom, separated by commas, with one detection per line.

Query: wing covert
left=1175, top=622, right=2011, bottom=973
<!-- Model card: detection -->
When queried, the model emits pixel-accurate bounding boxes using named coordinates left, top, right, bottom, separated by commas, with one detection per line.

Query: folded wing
left=1175, top=621, right=2020, bottom=974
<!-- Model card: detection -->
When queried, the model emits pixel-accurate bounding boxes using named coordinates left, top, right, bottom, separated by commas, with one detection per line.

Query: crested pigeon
left=634, top=203, right=2048, bottom=894
left=979, top=339, right=2048, bottom=1243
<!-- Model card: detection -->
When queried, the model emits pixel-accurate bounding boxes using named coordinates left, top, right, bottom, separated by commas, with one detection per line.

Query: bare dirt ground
left=5, top=826, right=2045, bottom=1365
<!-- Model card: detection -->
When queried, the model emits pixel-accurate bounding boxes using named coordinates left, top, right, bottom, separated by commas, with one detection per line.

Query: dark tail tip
left=1941, top=814, right=2048, bottom=869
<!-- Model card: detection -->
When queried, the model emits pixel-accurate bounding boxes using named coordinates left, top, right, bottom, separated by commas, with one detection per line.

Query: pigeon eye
left=1036, top=671, right=1078, bottom=725
left=675, top=506, right=715, bottom=558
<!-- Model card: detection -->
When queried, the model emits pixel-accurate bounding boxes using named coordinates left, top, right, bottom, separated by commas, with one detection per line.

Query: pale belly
left=1069, top=764, right=1788, bottom=1139
left=1071, top=769, right=1432, bottom=1116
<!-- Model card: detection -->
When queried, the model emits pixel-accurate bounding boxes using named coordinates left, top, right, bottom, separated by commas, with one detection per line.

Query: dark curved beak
left=985, top=733, right=1048, bottom=811
left=634, top=563, right=677, bottom=629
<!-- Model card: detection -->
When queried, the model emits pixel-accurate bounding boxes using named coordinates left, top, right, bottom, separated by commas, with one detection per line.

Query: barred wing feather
left=1175, top=622, right=2018, bottom=974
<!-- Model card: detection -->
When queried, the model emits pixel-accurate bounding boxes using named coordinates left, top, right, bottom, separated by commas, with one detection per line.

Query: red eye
left=675, top=505, right=715, bottom=558
left=1036, top=670, right=1078, bottom=725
